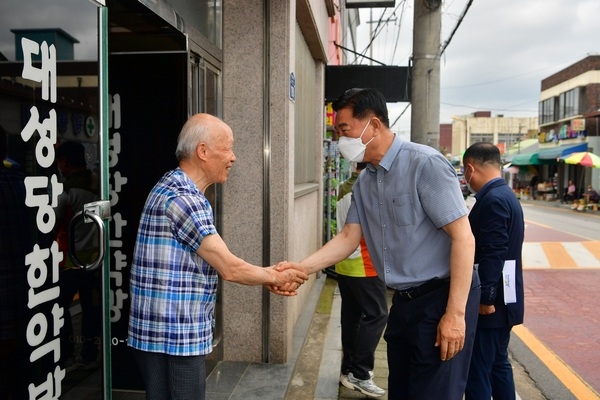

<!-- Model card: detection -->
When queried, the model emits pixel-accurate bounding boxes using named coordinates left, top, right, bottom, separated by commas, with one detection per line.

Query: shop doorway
left=106, top=0, right=188, bottom=393
left=106, top=0, right=225, bottom=393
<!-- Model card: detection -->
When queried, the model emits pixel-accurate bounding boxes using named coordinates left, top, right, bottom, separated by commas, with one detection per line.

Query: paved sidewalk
left=307, top=275, right=547, bottom=400
left=206, top=272, right=557, bottom=400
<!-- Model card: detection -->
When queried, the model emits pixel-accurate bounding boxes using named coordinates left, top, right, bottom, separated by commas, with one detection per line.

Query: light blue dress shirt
left=345, top=135, right=468, bottom=290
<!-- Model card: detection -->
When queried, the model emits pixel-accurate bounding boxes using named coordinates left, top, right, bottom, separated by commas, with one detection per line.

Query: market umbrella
left=560, top=152, right=600, bottom=199
left=561, top=151, right=600, bottom=168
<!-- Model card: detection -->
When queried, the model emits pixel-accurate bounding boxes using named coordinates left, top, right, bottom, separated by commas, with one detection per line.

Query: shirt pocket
left=392, top=193, right=414, bottom=226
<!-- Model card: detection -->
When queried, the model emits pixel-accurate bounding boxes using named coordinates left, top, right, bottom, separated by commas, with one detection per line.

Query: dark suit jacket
left=469, top=177, right=524, bottom=329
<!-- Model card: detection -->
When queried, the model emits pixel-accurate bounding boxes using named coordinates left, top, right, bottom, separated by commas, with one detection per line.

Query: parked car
left=457, top=173, right=469, bottom=199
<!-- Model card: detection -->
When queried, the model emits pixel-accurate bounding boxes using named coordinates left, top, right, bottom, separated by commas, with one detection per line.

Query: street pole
left=410, top=0, right=442, bottom=148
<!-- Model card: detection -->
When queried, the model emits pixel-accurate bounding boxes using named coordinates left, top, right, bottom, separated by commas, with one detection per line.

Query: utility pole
left=410, top=0, right=442, bottom=148
left=364, top=11, right=396, bottom=66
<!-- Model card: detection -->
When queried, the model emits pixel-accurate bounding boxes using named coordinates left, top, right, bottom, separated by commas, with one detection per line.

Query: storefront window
left=169, top=0, right=222, bottom=48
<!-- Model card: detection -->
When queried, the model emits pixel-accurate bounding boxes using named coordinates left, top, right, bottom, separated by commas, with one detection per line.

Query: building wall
left=439, top=123, right=452, bottom=155
left=541, top=55, right=600, bottom=90
left=539, top=55, right=600, bottom=191
left=221, top=0, right=327, bottom=363
left=451, top=114, right=539, bottom=158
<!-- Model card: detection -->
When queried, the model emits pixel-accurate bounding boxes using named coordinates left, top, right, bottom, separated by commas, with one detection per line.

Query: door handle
left=68, top=200, right=111, bottom=271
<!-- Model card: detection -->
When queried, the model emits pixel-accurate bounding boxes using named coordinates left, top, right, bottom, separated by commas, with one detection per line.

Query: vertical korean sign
left=19, top=37, right=67, bottom=398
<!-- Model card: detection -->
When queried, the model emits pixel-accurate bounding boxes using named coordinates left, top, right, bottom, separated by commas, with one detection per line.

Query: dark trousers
left=58, top=268, right=102, bottom=364
left=133, top=348, right=206, bottom=400
left=337, top=275, right=388, bottom=380
left=465, top=327, right=515, bottom=400
left=384, top=270, right=480, bottom=400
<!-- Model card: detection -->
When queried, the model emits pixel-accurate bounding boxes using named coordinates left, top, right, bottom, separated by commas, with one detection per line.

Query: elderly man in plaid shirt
left=128, top=114, right=307, bottom=400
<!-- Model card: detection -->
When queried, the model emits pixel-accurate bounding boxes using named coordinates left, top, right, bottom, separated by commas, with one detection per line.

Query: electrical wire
left=440, top=0, right=474, bottom=56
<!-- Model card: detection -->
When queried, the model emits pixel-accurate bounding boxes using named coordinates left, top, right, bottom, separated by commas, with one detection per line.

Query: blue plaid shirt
left=128, top=168, right=218, bottom=356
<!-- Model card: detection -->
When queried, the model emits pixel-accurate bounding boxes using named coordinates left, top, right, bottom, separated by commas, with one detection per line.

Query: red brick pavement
left=523, top=269, right=600, bottom=394
left=524, top=220, right=589, bottom=242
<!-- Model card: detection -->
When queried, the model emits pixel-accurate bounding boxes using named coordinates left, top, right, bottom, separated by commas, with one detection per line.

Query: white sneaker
left=340, top=372, right=385, bottom=398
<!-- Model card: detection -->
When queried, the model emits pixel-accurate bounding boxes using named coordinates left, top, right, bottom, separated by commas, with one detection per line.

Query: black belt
left=395, top=277, right=450, bottom=300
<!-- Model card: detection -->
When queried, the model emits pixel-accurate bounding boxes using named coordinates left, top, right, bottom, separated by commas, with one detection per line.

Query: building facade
left=451, top=111, right=539, bottom=159
left=534, top=54, right=600, bottom=197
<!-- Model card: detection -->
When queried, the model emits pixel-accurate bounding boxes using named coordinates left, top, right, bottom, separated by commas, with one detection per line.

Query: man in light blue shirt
left=273, top=89, right=480, bottom=399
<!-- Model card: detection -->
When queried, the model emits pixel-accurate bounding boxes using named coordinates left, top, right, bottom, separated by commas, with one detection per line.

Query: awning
left=538, top=142, right=588, bottom=160
left=510, top=152, right=540, bottom=166
left=504, top=141, right=539, bottom=162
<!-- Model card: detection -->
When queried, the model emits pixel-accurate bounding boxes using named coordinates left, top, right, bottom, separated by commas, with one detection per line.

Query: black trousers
left=465, top=327, right=515, bottom=400
left=384, top=270, right=480, bottom=400
left=337, top=275, right=388, bottom=380
left=133, top=348, right=206, bottom=400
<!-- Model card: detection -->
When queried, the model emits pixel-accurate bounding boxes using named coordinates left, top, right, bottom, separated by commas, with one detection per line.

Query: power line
left=333, top=42, right=386, bottom=66
left=440, top=0, right=474, bottom=56
left=353, top=2, right=404, bottom=64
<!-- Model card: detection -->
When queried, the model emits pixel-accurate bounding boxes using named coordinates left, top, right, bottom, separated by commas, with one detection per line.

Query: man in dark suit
left=462, top=142, right=525, bottom=400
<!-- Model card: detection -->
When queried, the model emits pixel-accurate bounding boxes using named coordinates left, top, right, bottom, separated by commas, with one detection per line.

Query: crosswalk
left=523, top=241, right=600, bottom=269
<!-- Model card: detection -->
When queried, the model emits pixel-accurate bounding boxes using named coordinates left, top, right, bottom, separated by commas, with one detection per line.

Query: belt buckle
left=406, top=291, right=414, bottom=300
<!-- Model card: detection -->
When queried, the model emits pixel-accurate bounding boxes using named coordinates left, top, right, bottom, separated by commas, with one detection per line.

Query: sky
left=2, top=0, right=598, bottom=140
left=0, top=0, right=98, bottom=61
left=351, top=0, right=600, bottom=137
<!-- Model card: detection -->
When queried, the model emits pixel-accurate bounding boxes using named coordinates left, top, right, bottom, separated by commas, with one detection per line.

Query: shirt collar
left=376, top=134, right=402, bottom=172
left=474, top=176, right=504, bottom=200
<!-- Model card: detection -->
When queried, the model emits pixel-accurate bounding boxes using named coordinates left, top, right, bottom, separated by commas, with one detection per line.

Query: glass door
left=0, top=1, right=110, bottom=399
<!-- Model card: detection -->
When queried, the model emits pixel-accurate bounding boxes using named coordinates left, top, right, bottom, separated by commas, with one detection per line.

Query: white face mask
left=337, top=120, right=374, bottom=163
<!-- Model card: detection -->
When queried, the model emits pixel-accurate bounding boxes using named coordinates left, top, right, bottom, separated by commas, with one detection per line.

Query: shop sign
left=571, top=118, right=585, bottom=132
left=19, top=36, right=67, bottom=397
left=108, top=93, right=129, bottom=325
left=326, top=102, right=334, bottom=127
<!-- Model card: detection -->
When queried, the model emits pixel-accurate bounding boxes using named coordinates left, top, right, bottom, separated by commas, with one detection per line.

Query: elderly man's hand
left=265, top=261, right=308, bottom=296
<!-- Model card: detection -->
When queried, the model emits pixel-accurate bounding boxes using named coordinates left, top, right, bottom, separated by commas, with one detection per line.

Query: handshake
left=265, top=261, right=310, bottom=296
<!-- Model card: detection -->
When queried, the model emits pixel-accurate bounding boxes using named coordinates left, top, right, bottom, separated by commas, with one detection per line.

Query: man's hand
left=264, top=261, right=308, bottom=296
left=435, top=311, right=466, bottom=361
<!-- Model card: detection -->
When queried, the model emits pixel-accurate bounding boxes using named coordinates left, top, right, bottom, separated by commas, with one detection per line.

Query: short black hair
left=56, top=141, right=87, bottom=168
left=463, top=142, right=502, bottom=167
left=332, top=88, right=390, bottom=127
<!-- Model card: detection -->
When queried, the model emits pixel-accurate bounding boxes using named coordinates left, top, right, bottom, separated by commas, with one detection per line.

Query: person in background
left=462, top=142, right=525, bottom=400
left=271, top=88, right=480, bottom=400
left=54, top=140, right=102, bottom=372
left=564, top=180, right=576, bottom=202
left=335, top=162, right=387, bottom=398
left=586, top=185, right=599, bottom=203
left=529, top=175, right=538, bottom=200
left=128, top=113, right=308, bottom=400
